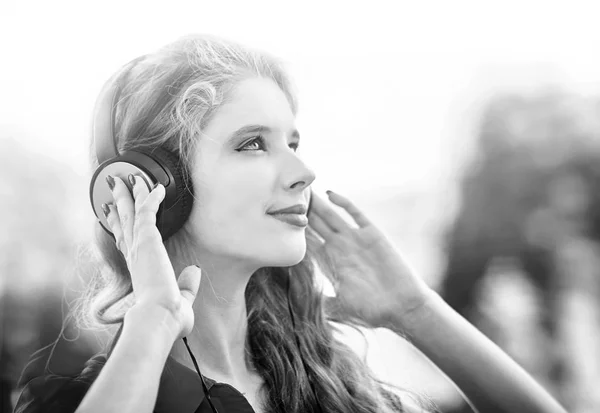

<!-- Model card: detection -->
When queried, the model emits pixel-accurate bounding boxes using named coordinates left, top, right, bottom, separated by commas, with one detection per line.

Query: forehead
left=206, top=77, right=296, bottom=137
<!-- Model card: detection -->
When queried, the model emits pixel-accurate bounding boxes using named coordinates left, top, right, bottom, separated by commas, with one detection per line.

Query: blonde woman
left=15, top=34, right=566, bottom=413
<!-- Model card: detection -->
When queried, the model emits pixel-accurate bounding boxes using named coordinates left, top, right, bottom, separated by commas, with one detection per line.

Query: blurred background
left=2, top=1, right=600, bottom=412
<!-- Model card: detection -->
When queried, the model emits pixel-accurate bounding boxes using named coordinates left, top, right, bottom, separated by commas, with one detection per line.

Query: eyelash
left=237, top=136, right=299, bottom=152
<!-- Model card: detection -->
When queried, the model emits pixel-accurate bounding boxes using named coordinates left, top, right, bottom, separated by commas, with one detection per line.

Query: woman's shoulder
left=14, top=353, right=107, bottom=413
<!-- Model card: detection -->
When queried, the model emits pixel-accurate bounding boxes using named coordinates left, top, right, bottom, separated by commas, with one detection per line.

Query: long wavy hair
left=75, top=34, right=428, bottom=413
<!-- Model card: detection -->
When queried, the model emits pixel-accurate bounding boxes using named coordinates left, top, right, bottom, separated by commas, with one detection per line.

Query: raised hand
left=308, top=190, right=432, bottom=328
left=103, top=174, right=201, bottom=340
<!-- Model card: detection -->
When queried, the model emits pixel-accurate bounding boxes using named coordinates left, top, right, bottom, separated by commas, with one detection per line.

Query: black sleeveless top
left=14, top=322, right=256, bottom=413
left=14, top=332, right=405, bottom=413
left=14, top=351, right=257, bottom=413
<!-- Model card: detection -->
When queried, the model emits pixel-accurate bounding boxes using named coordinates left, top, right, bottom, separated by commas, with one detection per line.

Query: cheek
left=187, top=161, right=306, bottom=264
left=190, top=196, right=307, bottom=265
left=209, top=164, right=272, bottom=216
left=189, top=165, right=271, bottom=245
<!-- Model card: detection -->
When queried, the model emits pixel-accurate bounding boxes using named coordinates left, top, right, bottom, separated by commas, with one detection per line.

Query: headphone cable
left=182, top=336, right=220, bottom=413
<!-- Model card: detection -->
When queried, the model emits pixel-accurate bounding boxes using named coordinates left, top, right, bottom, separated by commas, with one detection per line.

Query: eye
left=237, top=136, right=266, bottom=152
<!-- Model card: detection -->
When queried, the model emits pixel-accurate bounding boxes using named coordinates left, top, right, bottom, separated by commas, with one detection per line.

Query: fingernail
left=128, top=174, right=136, bottom=187
left=101, top=203, right=110, bottom=218
left=326, top=190, right=333, bottom=196
left=106, top=175, right=115, bottom=191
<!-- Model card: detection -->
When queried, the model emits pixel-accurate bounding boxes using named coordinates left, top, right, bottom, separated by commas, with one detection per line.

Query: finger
left=178, top=265, right=202, bottom=305
left=134, top=183, right=166, bottom=236
left=326, top=190, right=372, bottom=228
left=308, top=211, right=338, bottom=241
left=306, top=227, right=326, bottom=254
left=109, top=175, right=135, bottom=250
left=140, top=183, right=166, bottom=213
left=130, top=174, right=151, bottom=209
left=104, top=203, right=128, bottom=256
left=310, top=192, right=352, bottom=233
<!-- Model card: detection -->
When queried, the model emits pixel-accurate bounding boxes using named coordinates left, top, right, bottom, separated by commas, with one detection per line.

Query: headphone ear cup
left=147, top=148, right=194, bottom=240
left=89, top=149, right=194, bottom=241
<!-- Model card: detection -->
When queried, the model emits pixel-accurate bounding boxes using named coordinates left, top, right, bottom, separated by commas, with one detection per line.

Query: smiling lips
left=267, top=204, right=308, bottom=228
left=267, top=204, right=307, bottom=215
left=268, top=212, right=308, bottom=228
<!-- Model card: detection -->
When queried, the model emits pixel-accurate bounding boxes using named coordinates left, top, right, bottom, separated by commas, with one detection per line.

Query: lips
left=266, top=203, right=308, bottom=228
left=268, top=213, right=308, bottom=228
left=267, top=204, right=307, bottom=215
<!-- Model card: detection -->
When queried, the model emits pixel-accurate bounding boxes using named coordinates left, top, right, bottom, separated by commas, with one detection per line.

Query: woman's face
left=186, top=77, right=315, bottom=268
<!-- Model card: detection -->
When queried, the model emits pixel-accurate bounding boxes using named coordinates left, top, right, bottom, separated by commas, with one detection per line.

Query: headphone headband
left=89, top=55, right=195, bottom=241
left=92, top=78, right=120, bottom=162
left=92, top=56, right=146, bottom=163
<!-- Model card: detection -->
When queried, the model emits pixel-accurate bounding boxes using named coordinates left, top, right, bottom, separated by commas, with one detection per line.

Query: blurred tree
left=439, top=89, right=600, bottom=412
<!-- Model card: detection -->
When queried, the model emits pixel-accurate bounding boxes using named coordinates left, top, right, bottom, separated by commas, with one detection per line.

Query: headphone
left=89, top=57, right=194, bottom=241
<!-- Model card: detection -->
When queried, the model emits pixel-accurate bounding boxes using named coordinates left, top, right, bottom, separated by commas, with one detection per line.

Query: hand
left=308, top=190, right=432, bottom=328
left=103, top=174, right=202, bottom=340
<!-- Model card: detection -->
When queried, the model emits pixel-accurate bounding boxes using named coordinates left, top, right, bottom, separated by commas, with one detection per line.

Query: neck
left=167, top=233, right=261, bottom=382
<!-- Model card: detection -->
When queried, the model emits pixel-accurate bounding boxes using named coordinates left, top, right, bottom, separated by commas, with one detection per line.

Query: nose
left=284, top=156, right=316, bottom=192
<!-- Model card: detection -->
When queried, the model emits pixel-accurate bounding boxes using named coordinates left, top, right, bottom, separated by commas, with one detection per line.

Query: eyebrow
left=230, top=124, right=300, bottom=141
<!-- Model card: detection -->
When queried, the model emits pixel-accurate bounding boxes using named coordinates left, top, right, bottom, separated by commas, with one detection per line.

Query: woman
left=14, top=34, right=566, bottom=413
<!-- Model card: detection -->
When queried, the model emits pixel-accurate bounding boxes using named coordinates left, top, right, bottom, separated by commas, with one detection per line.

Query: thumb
left=178, top=265, right=202, bottom=305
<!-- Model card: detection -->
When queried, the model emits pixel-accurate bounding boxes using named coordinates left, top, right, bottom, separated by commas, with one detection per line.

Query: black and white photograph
left=1, top=1, right=598, bottom=412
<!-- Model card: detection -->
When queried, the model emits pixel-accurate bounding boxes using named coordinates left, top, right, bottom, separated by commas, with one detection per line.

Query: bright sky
left=3, top=0, right=600, bottom=195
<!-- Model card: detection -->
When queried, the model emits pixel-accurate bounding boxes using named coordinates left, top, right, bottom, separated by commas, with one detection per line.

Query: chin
left=264, top=241, right=307, bottom=267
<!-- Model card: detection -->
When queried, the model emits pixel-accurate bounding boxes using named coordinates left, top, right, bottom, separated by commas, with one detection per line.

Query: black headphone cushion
left=146, top=147, right=195, bottom=240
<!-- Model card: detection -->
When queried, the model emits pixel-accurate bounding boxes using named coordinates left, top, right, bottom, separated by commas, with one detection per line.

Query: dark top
left=14, top=322, right=255, bottom=413
left=14, top=351, right=255, bottom=413
left=14, top=331, right=405, bottom=413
